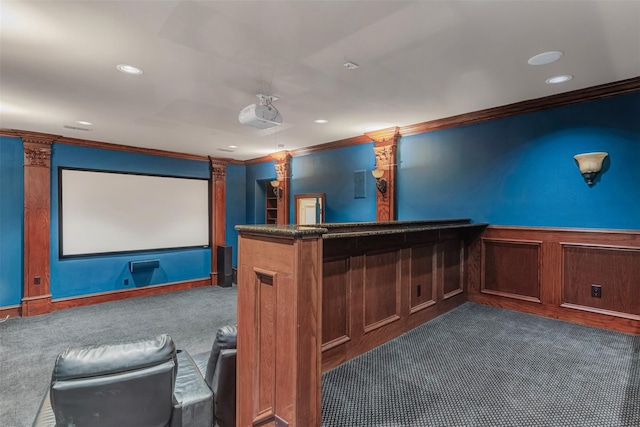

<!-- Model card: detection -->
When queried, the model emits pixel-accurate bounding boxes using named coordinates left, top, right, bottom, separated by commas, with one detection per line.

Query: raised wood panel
left=469, top=226, right=640, bottom=336
left=562, top=244, right=640, bottom=316
left=363, top=250, right=401, bottom=332
left=254, top=270, right=276, bottom=422
left=442, top=240, right=464, bottom=299
left=322, top=258, right=351, bottom=349
left=236, top=231, right=322, bottom=427
left=482, top=238, right=541, bottom=302
left=409, top=244, right=436, bottom=313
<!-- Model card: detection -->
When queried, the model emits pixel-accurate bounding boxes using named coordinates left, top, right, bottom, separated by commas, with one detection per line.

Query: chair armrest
left=171, top=350, right=214, bottom=427
left=32, top=389, right=56, bottom=427
left=212, top=349, right=237, bottom=427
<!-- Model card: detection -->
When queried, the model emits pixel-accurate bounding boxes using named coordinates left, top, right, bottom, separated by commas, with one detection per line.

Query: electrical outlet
left=591, top=284, right=602, bottom=298
left=124, top=278, right=129, bottom=286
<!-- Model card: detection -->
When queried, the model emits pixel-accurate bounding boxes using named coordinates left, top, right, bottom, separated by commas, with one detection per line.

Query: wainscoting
left=468, top=226, right=640, bottom=335
left=321, top=229, right=475, bottom=372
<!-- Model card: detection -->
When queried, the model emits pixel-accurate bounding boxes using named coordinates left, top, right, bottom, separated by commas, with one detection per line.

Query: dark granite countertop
left=236, top=219, right=487, bottom=239
left=321, top=221, right=487, bottom=239
left=235, top=224, right=328, bottom=237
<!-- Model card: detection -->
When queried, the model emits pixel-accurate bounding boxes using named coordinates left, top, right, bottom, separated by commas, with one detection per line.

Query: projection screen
left=60, top=168, right=210, bottom=257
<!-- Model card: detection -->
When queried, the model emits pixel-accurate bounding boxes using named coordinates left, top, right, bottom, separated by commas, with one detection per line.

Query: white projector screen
left=60, top=168, right=210, bottom=257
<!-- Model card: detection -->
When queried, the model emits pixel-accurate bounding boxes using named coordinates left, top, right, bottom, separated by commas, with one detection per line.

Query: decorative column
left=273, top=151, right=291, bottom=225
left=20, top=131, right=59, bottom=316
left=365, top=127, right=400, bottom=222
left=209, top=158, right=227, bottom=285
left=236, top=225, right=324, bottom=427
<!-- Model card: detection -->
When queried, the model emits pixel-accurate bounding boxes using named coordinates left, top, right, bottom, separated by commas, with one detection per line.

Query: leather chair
left=191, top=325, right=237, bottom=427
left=33, top=334, right=213, bottom=427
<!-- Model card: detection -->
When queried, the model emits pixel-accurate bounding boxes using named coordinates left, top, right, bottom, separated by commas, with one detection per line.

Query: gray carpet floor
left=2, top=288, right=638, bottom=427
left=321, top=303, right=640, bottom=427
left=0, top=286, right=238, bottom=427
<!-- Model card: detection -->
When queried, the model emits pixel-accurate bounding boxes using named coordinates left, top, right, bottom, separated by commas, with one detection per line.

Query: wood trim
left=560, top=242, right=640, bottom=317
left=321, top=335, right=351, bottom=352
left=488, top=224, right=640, bottom=235
left=441, top=239, right=465, bottom=300
left=56, top=136, right=212, bottom=162
left=470, top=226, right=640, bottom=335
left=399, top=76, right=640, bottom=137
left=363, top=314, right=401, bottom=334
left=480, top=289, right=541, bottom=303
left=370, top=129, right=399, bottom=222
left=294, top=193, right=325, bottom=225
left=0, top=305, right=21, bottom=319
left=21, top=295, right=52, bottom=316
left=273, top=152, right=291, bottom=225
left=209, top=158, right=227, bottom=284
left=290, top=135, right=372, bottom=158
left=243, top=76, right=640, bottom=164
left=244, top=135, right=371, bottom=165
left=23, top=140, right=53, bottom=316
left=51, top=277, right=211, bottom=311
left=560, top=303, right=640, bottom=322
left=409, top=300, right=437, bottom=314
left=471, top=292, right=640, bottom=335
left=5, top=78, right=637, bottom=166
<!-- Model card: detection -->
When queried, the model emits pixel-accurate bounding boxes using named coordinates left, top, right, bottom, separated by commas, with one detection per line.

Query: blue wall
left=50, top=144, right=212, bottom=298
left=398, top=92, right=640, bottom=229
left=291, top=143, right=376, bottom=223
left=0, top=137, right=24, bottom=306
left=2, top=91, right=638, bottom=309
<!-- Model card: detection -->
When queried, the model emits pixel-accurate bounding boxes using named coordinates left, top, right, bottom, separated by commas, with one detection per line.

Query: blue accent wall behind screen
left=398, top=92, right=640, bottom=230
left=50, top=144, right=212, bottom=299
left=0, top=137, right=24, bottom=306
left=291, top=143, right=376, bottom=223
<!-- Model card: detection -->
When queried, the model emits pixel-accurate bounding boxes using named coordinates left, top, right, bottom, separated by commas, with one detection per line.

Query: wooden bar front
left=236, top=219, right=486, bottom=427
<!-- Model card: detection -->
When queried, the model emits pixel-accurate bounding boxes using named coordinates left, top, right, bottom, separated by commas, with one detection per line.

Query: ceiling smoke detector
left=238, top=94, right=283, bottom=129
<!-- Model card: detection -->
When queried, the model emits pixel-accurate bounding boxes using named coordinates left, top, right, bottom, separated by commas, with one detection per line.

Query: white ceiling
left=1, top=1, right=639, bottom=161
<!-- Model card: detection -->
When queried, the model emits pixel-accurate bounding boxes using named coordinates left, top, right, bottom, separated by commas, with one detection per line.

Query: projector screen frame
left=58, top=167, right=211, bottom=259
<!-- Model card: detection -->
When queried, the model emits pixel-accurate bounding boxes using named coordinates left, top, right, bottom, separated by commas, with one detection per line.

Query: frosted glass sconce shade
left=270, top=180, right=282, bottom=199
left=371, top=169, right=387, bottom=194
left=574, top=152, right=608, bottom=187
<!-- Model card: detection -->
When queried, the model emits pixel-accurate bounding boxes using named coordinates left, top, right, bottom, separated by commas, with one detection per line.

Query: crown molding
left=399, top=76, right=640, bottom=137
left=3, top=76, right=638, bottom=166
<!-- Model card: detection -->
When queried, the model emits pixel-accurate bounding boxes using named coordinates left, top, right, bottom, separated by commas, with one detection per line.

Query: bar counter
left=235, top=219, right=487, bottom=427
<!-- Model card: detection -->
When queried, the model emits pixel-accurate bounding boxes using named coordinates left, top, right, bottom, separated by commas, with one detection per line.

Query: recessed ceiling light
left=117, top=64, right=143, bottom=75
left=546, top=74, right=573, bottom=84
left=76, top=120, right=93, bottom=126
left=228, top=145, right=238, bottom=149
left=343, top=61, right=359, bottom=70
left=314, top=119, right=328, bottom=124
left=528, top=51, right=564, bottom=66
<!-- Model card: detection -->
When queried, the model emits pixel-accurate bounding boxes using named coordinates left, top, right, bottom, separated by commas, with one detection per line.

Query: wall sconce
left=574, top=152, right=608, bottom=187
left=371, top=169, right=387, bottom=194
left=270, top=180, right=283, bottom=200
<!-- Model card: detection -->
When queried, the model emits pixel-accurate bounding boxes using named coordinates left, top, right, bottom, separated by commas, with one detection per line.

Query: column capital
left=365, top=126, right=400, bottom=146
left=209, top=157, right=227, bottom=181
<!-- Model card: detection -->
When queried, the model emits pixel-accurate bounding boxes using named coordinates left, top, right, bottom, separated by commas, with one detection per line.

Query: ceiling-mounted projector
left=239, top=94, right=282, bottom=129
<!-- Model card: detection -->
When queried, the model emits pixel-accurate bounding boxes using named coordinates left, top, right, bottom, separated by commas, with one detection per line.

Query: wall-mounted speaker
left=129, top=259, right=160, bottom=273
